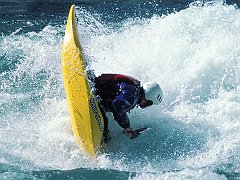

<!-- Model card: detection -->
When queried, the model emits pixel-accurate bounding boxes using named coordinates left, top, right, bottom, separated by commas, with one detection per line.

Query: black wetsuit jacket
left=94, top=74, right=141, bottom=129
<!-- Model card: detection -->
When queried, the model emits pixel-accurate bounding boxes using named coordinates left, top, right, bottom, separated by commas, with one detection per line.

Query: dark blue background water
left=1, top=0, right=239, bottom=34
left=1, top=0, right=240, bottom=179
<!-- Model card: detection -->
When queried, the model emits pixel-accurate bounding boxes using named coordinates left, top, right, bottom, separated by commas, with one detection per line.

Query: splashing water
left=0, top=1, right=240, bottom=179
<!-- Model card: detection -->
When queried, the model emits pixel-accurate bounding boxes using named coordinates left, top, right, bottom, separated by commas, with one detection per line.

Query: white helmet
left=143, top=82, right=163, bottom=105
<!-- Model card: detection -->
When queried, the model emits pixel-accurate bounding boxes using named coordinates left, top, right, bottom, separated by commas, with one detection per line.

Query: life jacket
left=95, top=74, right=140, bottom=87
left=94, top=74, right=141, bottom=108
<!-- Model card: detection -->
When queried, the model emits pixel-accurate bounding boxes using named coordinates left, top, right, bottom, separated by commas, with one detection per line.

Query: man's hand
left=123, top=127, right=140, bottom=139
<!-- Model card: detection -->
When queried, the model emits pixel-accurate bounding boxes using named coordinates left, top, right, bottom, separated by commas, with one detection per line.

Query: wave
left=0, top=1, right=239, bottom=179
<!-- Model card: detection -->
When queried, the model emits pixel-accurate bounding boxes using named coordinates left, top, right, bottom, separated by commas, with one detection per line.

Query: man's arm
left=111, top=83, right=141, bottom=137
left=111, top=98, right=130, bottom=128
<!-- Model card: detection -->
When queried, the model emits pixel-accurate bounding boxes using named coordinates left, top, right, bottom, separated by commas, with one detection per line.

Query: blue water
left=1, top=0, right=240, bottom=179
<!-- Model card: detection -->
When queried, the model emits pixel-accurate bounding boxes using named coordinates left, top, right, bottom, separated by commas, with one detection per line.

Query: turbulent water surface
left=0, top=0, right=240, bottom=179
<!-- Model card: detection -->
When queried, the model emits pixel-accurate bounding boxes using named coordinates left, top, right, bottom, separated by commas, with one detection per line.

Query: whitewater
left=0, top=1, right=240, bottom=179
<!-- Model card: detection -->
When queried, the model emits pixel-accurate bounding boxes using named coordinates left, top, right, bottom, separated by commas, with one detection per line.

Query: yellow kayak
left=62, top=5, right=105, bottom=157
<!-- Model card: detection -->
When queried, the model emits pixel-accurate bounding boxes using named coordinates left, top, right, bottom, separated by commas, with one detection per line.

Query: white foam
left=132, top=168, right=227, bottom=180
left=85, top=1, right=240, bottom=172
left=0, top=2, right=240, bottom=178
